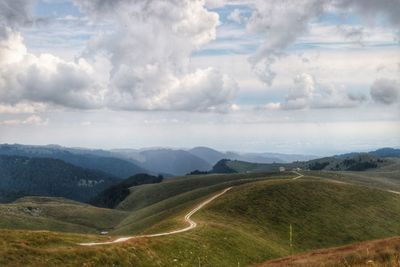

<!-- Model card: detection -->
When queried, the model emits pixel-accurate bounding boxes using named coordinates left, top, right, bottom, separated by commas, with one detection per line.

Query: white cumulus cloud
left=0, top=29, right=103, bottom=109
left=246, top=0, right=400, bottom=86
left=264, top=73, right=367, bottom=110
left=0, top=0, right=239, bottom=112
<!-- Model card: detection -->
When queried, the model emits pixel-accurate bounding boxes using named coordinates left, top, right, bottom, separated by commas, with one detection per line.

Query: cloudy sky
left=0, top=0, right=399, bottom=155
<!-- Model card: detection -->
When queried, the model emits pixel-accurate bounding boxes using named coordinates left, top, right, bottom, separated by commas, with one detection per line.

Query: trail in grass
left=81, top=172, right=301, bottom=246
left=385, top=190, right=400, bottom=195
left=292, top=171, right=304, bottom=180
left=79, top=187, right=233, bottom=246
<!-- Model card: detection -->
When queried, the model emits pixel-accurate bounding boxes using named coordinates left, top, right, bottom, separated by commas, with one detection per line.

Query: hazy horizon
left=0, top=0, right=399, bottom=156
left=1, top=141, right=399, bottom=158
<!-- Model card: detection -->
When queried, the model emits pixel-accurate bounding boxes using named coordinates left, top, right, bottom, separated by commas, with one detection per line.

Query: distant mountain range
left=112, top=148, right=211, bottom=176
left=0, top=144, right=147, bottom=178
left=188, top=146, right=317, bottom=165
left=116, top=146, right=317, bottom=176
left=110, top=146, right=318, bottom=175
left=0, top=143, right=397, bottom=179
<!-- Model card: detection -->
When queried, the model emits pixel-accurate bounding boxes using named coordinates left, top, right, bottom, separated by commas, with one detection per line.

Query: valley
left=1, top=0, right=399, bottom=265
left=0, top=155, right=399, bottom=266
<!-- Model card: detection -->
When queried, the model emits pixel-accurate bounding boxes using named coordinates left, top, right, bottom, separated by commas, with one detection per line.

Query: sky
left=0, top=0, right=399, bottom=155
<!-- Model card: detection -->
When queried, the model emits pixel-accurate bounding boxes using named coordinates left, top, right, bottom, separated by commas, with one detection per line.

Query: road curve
left=79, top=187, right=233, bottom=246
left=292, top=171, right=304, bottom=180
left=81, top=172, right=302, bottom=246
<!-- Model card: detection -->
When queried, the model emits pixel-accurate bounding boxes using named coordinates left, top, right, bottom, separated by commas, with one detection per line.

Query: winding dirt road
left=80, top=171, right=303, bottom=246
left=80, top=187, right=232, bottom=246
left=292, top=171, right=304, bottom=180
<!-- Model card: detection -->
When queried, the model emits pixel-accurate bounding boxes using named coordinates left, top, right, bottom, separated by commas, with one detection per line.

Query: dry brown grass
left=257, top=236, right=400, bottom=267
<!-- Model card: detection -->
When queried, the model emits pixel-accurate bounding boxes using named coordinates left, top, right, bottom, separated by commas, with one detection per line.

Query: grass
left=0, top=197, right=129, bottom=234
left=202, top=178, right=400, bottom=252
left=113, top=172, right=293, bottom=234
left=0, top=230, right=153, bottom=267
left=0, top=172, right=292, bottom=236
left=117, top=172, right=289, bottom=211
left=2, top=171, right=400, bottom=266
left=304, top=166, right=400, bottom=192
left=138, top=177, right=400, bottom=265
left=226, top=160, right=282, bottom=173
left=258, top=236, right=400, bottom=267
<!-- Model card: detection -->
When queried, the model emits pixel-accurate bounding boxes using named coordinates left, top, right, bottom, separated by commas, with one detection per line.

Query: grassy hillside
left=116, top=172, right=287, bottom=212
left=136, top=178, right=400, bottom=266
left=89, top=173, right=163, bottom=209
left=306, top=154, right=389, bottom=171
left=0, top=171, right=291, bottom=236
left=0, top=171, right=292, bottom=236
left=114, top=172, right=291, bottom=234
left=0, top=197, right=128, bottom=234
left=202, top=179, right=400, bottom=251
left=303, top=159, right=400, bottom=192
left=212, top=154, right=396, bottom=174
left=258, top=236, right=400, bottom=267
left=226, top=159, right=281, bottom=173
left=2, top=174, right=400, bottom=266
left=211, top=159, right=289, bottom=173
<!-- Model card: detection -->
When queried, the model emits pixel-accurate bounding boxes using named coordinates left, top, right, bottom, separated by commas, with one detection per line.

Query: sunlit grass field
left=2, top=171, right=400, bottom=266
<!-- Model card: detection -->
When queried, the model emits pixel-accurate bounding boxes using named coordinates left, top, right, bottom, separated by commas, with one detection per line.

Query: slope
left=89, top=173, right=163, bottom=209
left=258, top=236, right=400, bottom=267
left=0, top=196, right=128, bottom=234
left=113, top=172, right=290, bottom=234
left=0, top=155, right=119, bottom=203
left=2, top=174, right=400, bottom=266
left=211, top=153, right=396, bottom=174
left=128, top=177, right=400, bottom=266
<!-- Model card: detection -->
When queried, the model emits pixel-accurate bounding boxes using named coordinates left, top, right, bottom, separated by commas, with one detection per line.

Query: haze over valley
left=0, top=0, right=399, bottom=266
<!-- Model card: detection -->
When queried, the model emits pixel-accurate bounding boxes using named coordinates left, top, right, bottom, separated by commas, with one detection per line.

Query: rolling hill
left=306, top=153, right=389, bottom=171
left=211, top=159, right=281, bottom=173
left=0, top=147, right=399, bottom=266
left=211, top=153, right=396, bottom=174
left=0, top=197, right=128, bottom=234
left=1, top=173, right=400, bottom=266
left=89, top=174, right=163, bottom=209
left=0, top=155, right=119, bottom=203
left=258, top=236, right=400, bottom=267
left=113, top=172, right=290, bottom=234
left=369, top=147, right=400, bottom=158
left=121, top=177, right=400, bottom=266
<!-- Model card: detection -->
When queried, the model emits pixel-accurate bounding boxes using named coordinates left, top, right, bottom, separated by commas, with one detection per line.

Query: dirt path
left=80, top=172, right=303, bottom=246
left=79, top=187, right=232, bottom=246
left=292, top=171, right=304, bottom=180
